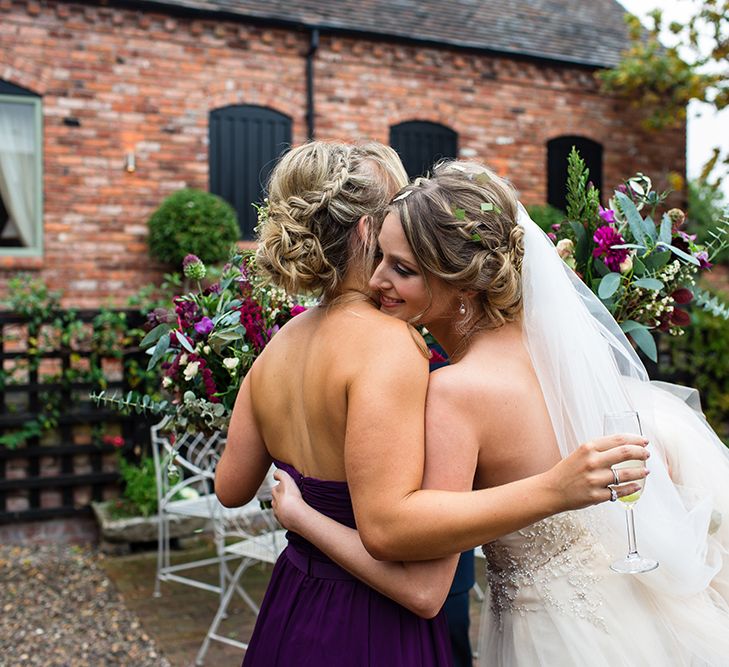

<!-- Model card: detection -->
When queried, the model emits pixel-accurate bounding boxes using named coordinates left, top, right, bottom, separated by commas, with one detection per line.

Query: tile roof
left=143, top=0, right=631, bottom=68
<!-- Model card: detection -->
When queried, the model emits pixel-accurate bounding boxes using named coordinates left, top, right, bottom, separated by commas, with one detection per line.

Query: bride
left=272, top=160, right=729, bottom=665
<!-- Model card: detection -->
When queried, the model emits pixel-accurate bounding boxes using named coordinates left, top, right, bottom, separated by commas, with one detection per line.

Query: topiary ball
left=148, top=189, right=239, bottom=267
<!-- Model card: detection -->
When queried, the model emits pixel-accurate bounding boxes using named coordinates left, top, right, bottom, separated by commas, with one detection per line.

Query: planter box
left=91, top=500, right=209, bottom=544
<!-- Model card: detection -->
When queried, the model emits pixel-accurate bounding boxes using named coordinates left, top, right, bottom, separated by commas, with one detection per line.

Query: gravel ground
left=0, top=544, right=170, bottom=667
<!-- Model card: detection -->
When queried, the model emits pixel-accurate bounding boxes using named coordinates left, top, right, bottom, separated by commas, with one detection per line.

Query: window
left=389, top=121, right=458, bottom=179
left=0, top=81, right=42, bottom=255
left=209, top=105, right=292, bottom=240
left=547, top=136, right=603, bottom=212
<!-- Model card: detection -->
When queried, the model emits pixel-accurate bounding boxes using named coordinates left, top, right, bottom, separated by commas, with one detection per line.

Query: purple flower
left=598, top=206, right=616, bottom=225
left=290, top=305, right=307, bottom=317
left=678, top=231, right=697, bottom=243
left=194, top=316, right=214, bottom=336
left=551, top=223, right=561, bottom=232
left=593, top=226, right=629, bottom=272
left=547, top=232, right=557, bottom=242
left=694, top=251, right=712, bottom=270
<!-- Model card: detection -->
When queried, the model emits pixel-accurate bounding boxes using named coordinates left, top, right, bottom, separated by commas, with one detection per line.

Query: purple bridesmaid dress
left=242, top=460, right=453, bottom=666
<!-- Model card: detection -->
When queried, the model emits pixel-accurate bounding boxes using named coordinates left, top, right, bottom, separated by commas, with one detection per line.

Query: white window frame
left=0, top=92, right=43, bottom=257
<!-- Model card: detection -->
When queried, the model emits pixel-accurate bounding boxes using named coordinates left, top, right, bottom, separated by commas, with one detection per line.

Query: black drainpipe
left=306, top=28, right=320, bottom=140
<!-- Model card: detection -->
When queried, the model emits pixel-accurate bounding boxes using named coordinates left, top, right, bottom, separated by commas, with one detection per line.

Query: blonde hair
left=390, top=160, right=524, bottom=334
left=256, top=141, right=407, bottom=300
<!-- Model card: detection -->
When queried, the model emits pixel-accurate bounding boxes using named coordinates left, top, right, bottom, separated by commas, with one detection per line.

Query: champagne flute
left=604, top=411, right=659, bottom=574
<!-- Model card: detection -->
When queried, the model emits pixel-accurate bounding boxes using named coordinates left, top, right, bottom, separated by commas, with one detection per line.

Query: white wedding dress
left=476, top=207, right=729, bottom=666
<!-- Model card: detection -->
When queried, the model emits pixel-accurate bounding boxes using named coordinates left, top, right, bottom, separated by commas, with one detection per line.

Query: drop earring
left=459, top=296, right=466, bottom=315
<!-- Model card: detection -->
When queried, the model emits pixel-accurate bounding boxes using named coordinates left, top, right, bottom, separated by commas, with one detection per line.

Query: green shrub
left=658, top=306, right=729, bottom=446
left=117, top=455, right=159, bottom=517
left=526, top=204, right=565, bottom=234
left=148, top=189, right=239, bottom=267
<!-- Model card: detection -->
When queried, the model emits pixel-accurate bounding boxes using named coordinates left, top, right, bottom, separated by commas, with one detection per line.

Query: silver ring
left=609, top=487, right=618, bottom=502
left=612, top=468, right=620, bottom=486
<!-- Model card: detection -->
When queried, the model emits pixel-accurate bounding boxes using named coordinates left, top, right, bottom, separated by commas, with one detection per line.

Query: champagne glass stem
left=625, top=507, right=639, bottom=558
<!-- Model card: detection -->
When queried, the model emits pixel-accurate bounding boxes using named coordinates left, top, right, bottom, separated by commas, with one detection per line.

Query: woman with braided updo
left=270, top=159, right=729, bottom=666
left=215, top=145, right=652, bottom=666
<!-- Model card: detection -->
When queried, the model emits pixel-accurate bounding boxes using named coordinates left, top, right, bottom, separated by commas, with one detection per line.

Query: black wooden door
left=390, top=121, right=458, bottom=179
left=209, top=105, right=292, bottom=239
left=547, top=136, right=604, bottom=212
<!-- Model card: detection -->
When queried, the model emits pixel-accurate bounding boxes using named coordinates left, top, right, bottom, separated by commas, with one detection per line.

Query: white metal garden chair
left=150, top=419, right=276, bottom=599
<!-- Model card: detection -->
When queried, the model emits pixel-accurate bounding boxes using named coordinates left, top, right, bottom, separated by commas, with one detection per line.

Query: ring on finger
left=612, top=468, right=620, bottom=486
left=609, top=487, right=618, bottom=502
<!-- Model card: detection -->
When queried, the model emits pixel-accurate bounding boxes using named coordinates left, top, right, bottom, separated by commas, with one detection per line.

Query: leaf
left=656, top=242, right=701, bottom=266
left=619, top=319, right=643, bottom=334
left=610, top=243, right=646, bottom=250
left=452, top=207, right=466, bottom=221
left=658, top=213, right=673, bottom=246
left=176, top=332, right=195, bottom=353
left=627, top=324, right=657, bottom=363
left=568, top=220, right=590, bottom=266
left=592, top=257, right=610, bottom=277
left=598, top=272, right=622, bottom=299
left=140, top=323, right=171, bottom=349
left=147, top=332, right=170, bottom=371
left=615, top=192, right=646, bottom=246
left=633, top=278, right=664, bottom=291
left=640, top=214, right=657, bottom=243
left=642, top=249, right=671, bottom=270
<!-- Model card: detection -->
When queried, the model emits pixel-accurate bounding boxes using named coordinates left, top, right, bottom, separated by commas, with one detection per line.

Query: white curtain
left=0, top=100, right=37, bottom=248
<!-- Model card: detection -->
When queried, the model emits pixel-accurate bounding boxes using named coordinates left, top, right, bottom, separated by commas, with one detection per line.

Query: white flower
left=183, top=361, right=200, bottom=381
left=179, top=353, right=189, bottom=366
left=162, top=376, right=173, bottom=388
left=223, top=357, right=240, bottom=370
left=619, top=255, right=633, bottom=274
left=203, top=345, right=211, bottom=355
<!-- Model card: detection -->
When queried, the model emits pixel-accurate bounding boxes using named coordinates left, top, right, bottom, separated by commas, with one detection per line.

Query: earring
left=459, top=296, right=466, bottom=315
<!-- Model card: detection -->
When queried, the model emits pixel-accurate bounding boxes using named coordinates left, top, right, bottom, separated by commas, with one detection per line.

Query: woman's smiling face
left=369, top=212, right=457, bottom=325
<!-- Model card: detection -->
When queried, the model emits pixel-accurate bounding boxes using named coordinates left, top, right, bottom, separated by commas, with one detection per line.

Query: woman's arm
left=215, top=370, right=272, bottom=507
left=345, top=324, right=648, bottom=561
left=272, top=470, right=460, bottom=618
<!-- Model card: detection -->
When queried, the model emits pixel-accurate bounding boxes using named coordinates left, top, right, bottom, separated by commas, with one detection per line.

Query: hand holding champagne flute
left=604, top=411, right=659, bottom=574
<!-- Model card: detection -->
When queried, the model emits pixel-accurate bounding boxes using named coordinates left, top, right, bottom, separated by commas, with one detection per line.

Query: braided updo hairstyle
left=256, top=141, right=408, bottom=300
left=390, top=160, right=524, bottom=333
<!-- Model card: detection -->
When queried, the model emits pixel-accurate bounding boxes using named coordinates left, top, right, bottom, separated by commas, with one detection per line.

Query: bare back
left=249, top=299, right=426, bottom=481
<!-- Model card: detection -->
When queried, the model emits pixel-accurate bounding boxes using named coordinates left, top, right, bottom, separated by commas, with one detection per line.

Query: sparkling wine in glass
left=604, top=411, right=658, bottom=574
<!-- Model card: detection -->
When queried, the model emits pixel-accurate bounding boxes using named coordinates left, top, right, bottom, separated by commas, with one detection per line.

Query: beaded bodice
left=482, top=512, right=609, bottom=631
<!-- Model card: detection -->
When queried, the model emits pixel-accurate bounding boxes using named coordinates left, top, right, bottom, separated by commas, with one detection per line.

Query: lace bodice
left=482, top=512, right=610, bottom=631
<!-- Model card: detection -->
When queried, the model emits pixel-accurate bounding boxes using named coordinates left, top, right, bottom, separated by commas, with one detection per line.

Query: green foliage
left=2, top=274, right=61, bottom=326
left=659, top=305, right=729, bottom=445
left=117, top=455, right=159, bottom=518
left=526, top=204, right=565, bottom=233
left=688, top=179, right=729, bottom=265
left=148, top=189, right=239, bottom=268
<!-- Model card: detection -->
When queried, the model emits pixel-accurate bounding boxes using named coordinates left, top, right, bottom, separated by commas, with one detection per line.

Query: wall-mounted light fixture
left=124, top=151, right=136, bottom=173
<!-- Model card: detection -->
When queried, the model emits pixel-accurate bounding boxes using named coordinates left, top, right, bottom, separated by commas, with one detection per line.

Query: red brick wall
left=0, top=0, right=686, bottom=306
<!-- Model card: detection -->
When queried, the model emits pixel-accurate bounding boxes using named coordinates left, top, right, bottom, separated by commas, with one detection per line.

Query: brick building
left=0, top=0, right=685, bottom=306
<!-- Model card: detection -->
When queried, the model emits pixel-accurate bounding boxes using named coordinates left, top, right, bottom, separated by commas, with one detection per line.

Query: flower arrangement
left=92, top=252, right=311, bottom=435
left=550, top=148, right=729, bottom=361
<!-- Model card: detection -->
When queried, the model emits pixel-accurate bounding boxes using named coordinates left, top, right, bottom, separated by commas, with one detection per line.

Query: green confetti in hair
left=480, top=202, right=502, bottom=214
left=452, top=207, right=466, bottom=221
left=475, top=173, right=491, bottom=186
left=471, top=232, right=482, bottom=243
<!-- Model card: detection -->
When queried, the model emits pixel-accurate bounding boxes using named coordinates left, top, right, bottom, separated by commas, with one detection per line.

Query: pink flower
left=694, top=251, right=712, bottom=269
left=290, top=305, right=307, bottom=317
left=103, top=435, right=125, bottom=448
left=593, top=226, right=629, bottom=272
left=194, top=316, right=214, bottom=336
left=598, top=206, right=616, bottom=224
left=672, top=288, right=693, bottom=305
left=547, top=232, right=557, bottom=242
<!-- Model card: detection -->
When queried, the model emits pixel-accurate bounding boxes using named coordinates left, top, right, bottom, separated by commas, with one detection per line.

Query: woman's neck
left=427, top=318, right=522, bottom=361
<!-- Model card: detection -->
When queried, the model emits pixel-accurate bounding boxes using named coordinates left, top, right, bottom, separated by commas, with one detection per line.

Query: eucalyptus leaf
left=615, top=192, right=646, bottom=246
left=627, top=325, right=657, bottom=362
left=631, top=256, right=646, bottom=276
left=633, top=278, right=664, bottom=291
left=147, top=332, right=170, bottom=370
left=598, top=272, right=622, bottom=299
left=656, top=242, right=701, bottom=266
left=140, top=323, right=171, bottom=349
left=177, top=332, right=195, bottom=353
left=610, top=243, right=646, bottom=250
left=640, top=214, right=657, bottom=243
left=643, top=249, right=671, bottom=270
left=659, top=213, right=673, bottom=246
left=619, top=319, right=643, bottom=334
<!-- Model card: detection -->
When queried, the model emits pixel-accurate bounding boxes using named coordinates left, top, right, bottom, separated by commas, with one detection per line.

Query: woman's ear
left=356, top=215, right=371, bottom=244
